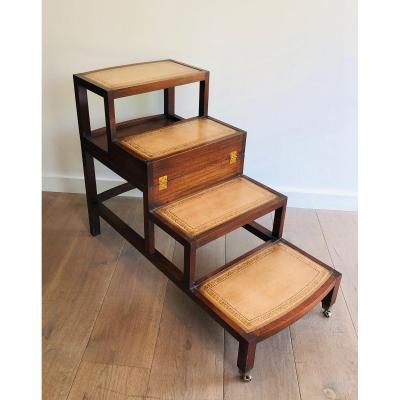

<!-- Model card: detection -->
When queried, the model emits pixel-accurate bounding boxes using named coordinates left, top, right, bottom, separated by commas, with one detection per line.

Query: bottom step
left=195, top=241, right=338, bottom=337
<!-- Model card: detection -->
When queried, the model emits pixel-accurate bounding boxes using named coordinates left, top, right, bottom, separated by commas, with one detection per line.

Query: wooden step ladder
left=73, top=59, right=341, bottom=382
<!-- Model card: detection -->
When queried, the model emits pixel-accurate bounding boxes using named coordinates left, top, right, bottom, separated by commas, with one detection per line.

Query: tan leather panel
left=83, top=60, right=200, bottom=90
left=154, top=177, right=277, bottom=237
left=198, top=242, right=332, bottom=333
left=119, top=118, right=238, bottom=160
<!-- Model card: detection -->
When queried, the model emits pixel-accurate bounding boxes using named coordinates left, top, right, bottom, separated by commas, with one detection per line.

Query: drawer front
left=148, top=133, right=245, bottom=208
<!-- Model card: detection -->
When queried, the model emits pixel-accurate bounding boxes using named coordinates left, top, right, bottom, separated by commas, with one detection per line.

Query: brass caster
left=323, top=309, right=332, bottom=318
left=241, top=374, right=252, bottom=382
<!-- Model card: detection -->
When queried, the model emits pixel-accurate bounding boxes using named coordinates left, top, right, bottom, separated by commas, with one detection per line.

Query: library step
left=195, top=241, right=337, bottom=336
left=151, top=176, right=286, bottom=246
left=74, top=58, right=342, bottom=380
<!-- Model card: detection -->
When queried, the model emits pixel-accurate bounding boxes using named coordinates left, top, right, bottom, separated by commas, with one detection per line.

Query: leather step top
left=82, top=60, right=204, bottom=90
left=118, top=117, right=241, bottom=160
left=197, top=241, right=333, bottom=333
left=153, top=176, right=280, bottom=238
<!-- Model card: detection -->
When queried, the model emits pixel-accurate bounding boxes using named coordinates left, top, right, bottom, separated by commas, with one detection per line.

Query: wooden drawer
left=148, top=132, right=246, bottom=208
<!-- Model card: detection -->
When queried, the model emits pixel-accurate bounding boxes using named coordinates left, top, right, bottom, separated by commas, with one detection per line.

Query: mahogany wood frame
left=73, top=61, right=342, bottom=379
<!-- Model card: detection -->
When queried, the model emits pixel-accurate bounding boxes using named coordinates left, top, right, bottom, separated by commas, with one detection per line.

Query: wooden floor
left=43, top=192, right=357, bottom=400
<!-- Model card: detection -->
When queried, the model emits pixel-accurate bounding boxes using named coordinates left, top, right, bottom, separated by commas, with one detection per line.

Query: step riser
left=148, top=134, right=245, bottom=208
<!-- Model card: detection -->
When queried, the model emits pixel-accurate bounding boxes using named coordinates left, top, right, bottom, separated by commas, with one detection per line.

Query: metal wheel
left=323, top=309, right=332, bottom=318
left=241, top=374, right=252, bottom=382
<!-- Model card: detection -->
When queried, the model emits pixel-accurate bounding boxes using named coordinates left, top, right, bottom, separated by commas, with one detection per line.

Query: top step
left=76, top=60, right=208, bottom=97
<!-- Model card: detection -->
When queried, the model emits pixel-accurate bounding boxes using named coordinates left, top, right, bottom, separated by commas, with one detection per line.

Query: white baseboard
left=42, top=175, right=357, bottom=211
left=42, top=175, right=143, bottom=198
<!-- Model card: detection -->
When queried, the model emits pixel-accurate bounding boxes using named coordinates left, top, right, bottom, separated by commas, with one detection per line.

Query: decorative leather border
left=198, top=242, right=332, bottom=333
left=119, top=119, right=236, bottom=159
left=155, top=177, right=277, bottom=237
left=83, top=60, right=199, bottom=90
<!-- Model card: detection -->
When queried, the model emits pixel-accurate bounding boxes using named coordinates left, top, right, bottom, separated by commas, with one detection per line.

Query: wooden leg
left=164, top=87, right=175, bottom=115
left=183, top=243, right=196, bottom=288
left=272, top=204, right=287, bottom=238
left=144, top=215, right=155, bottom=255
left=81, top=149, right=100, bottom=236
left=143, top=190, right=155, bottom=255
left=322, top=274, right=342, bottom=316
left=237, top=340, right=256, bottom=379
left=199, top=76, right=209, bottom=116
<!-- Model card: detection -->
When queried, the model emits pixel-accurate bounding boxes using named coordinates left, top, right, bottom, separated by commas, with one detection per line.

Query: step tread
left=118, top=117, right=241, bottom=160
left=81, top=60, right=204, bottom=91
left=196, top=241, right=334, bottom=333
left=153, top=176, right=281, bottom=239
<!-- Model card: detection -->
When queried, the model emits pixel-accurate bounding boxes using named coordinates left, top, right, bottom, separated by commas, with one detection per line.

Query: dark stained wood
left=243, top=221, right=274, bottom=242
left=91, top=114, right=180, bottom=140
left=150, top=176, right=287, bottom=249
left=146, top=238, right=224, bottom=399
left=143, top=190, right=155, bottom=255
left=272, top=204, right=287, bottom=238
left=183, top=243, right=196, bottom=288
left=237, top=341, right=256, bottom=373
left=148, top=133, right=246, bottom=208
left=81, top=149, right=100, bottom=236
left=193, top=240, right=277, bottom=288
left=73, top=77, right=91, bottom=138
left=73, top=59, right=343, bottom=381
left=97, top=182, right=135, bottom=202
left=44, top=194, right=355, bottom=397
left=75, top=59, right=208, bottom=99
left=322, top=274, right=342, bottom=310
left=164, top=87, right=175, bottom=115
left=104, top=93, right=117, bottom=149
left=92, top=201, right=342, bottom=353
left=199, top=73, right=209, bottom=116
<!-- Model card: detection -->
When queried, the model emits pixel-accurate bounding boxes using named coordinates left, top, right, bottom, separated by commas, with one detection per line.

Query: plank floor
left=43, top=192, right=357, bottom=400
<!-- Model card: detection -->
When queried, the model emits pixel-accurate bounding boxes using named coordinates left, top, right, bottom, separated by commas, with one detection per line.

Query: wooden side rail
left=243, top=221, right=274, bottom=242
left=96, top=202, right=252, bottom=344
left=98, top=203, right=183, bottom=285
left=97, top=182, right=135, bottom=202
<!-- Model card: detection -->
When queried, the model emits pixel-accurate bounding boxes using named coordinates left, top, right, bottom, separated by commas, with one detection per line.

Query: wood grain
left=43, top=193, right=357, bottom=399
left=83, top=198, right=175, bottom=368
left=282, top=208, right=332, bottom=265
left=317, top=210, right=358, bottom=330
left=224, top=330, right=300, bottom=400
left=67, top=362, right=149, bottom=400
left=43, top=193, right=88, bottom=295
left=223, top=215, right=300, bottom=399
left=43, top=194, right=133, bottom=400
left=146, top=239, right=225, bottom=400
left=283, top=207, right=357, bottom=400
left=173, top=237, right=226, bottom=281
left=148, top=133, right=244, bottom=208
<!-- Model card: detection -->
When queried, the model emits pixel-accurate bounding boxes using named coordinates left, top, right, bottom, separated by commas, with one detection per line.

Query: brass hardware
left=230, top=150, right=238, bottom=164
left=159, top=175, right=168, bottom=191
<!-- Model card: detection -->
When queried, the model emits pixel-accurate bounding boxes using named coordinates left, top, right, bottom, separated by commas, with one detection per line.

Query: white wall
left=43, top=0, right=357, bottom=210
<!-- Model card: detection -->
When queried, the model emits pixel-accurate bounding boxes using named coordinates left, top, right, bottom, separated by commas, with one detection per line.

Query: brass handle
left=230, top=151, right=238, bottom=164
left=159, top=175, right=168, bottom=191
